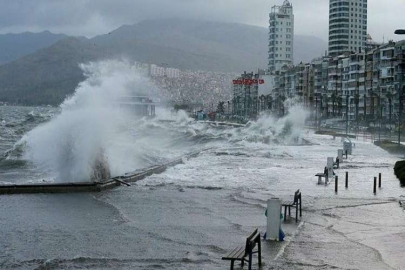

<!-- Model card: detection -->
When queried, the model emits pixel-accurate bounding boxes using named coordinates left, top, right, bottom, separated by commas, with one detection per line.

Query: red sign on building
left=232, top=79, right=265, bottom=85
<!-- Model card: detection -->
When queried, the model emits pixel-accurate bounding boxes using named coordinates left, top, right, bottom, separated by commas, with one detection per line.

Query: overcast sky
left=0, top=0, right=404, bottom=42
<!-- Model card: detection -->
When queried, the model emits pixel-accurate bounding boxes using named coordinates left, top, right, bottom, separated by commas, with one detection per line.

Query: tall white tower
left=328, top=0, right=368, bottom=56
left=268, top=0, right=294, bottom=73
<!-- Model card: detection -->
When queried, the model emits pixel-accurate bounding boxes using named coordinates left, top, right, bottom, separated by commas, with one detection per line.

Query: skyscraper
left=328, top=0, right=368, bottom=56
left=268, top=0, right=294, bottom=73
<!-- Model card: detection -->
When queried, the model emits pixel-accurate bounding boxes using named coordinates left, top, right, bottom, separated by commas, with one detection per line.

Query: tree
left=331, top=93, right=337, bottom=117
left=363, top=93, right=367, bottom=121
left=323, top=94, right=329, bottom=118
left=216, top=101, right=225, bottom=114
left=369, top=90, right=375, bottom=120
left=267, top=95, right=273, bottom=111
left=337, top=96, right=343, bottom=117
left=354, top=93, right=360, bottom=126
left=259, top=95, right=265, bottom=112
left=386, top=92, right=393, bottom=125
left=279, top=95, right=286, bottom=116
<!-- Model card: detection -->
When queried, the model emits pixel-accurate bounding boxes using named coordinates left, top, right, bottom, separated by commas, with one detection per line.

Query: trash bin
left=338, top=149, right=343, bottom=162
left=343, top=138, right=352, bottom=155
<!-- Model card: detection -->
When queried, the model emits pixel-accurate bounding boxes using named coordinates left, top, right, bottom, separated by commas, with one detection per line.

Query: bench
left=315, top=173, right=327, bottom=185
left=222, top=228, right=262, bottom=270
left=282, top=190, right=302, bottom=222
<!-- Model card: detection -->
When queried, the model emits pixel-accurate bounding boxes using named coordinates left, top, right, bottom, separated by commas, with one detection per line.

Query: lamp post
left=395, top=29, right=405, bottom=147
left=346, top=94, right=349, bottom=136
left=315, top=93, right=319, bottom=130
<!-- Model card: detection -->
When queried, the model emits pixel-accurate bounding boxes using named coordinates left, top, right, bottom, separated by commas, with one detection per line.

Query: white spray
left=21, top=60, right=154, bottom=182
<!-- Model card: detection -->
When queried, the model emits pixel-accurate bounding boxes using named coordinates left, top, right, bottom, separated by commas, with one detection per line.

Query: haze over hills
left=0, top=18, right=327, bottom=105
left=0, top=31, right=69, bottom=65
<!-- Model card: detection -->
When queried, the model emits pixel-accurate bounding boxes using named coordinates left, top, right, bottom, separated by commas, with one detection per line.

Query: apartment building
left=268, top=0, right=294, bottom=73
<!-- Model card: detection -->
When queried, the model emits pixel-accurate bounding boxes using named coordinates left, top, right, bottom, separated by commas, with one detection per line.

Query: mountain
left=0, top=38, right=102, bottom=105
left=0, top=18, right=327, bottom=105
left=0, top=31, right=69, bottom=65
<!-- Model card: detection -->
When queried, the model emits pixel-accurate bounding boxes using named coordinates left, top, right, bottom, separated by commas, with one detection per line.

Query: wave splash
left=19, top=60, right=152, bottom=182
left=178, top=104, right=310, bottom=146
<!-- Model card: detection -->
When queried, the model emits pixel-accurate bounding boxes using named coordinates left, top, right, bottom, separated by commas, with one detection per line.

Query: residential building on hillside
left=329, top=0, right=368, bottom=56
left=268, top=0, right=294, bottom=73
left=232, top=39, right=405, bottom=125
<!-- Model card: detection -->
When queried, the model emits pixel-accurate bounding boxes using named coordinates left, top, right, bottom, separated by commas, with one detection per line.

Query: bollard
left=345, top=172, right=348, bottom=188
left=335, top=176, right=338, bottom=193
left=379, top=173, right=382, bottom=188
left=266, top=198, right=282, bottom=241
left=373, top=177, right=377, bottom=194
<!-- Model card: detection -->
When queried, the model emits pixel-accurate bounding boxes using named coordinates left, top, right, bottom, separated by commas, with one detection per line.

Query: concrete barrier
left=0, top=148, right=211, bottom=195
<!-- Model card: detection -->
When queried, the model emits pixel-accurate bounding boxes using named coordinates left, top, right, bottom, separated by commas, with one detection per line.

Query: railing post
left=335, top=176, right=338, bottom=193
left=373, top=177, right=377, bottom=194
left=379, top=173, right=382, bottom=188
left=345, top=171, right=348, bottom=188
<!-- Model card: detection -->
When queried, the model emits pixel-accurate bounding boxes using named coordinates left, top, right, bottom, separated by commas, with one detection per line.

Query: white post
left=338, top=149, right=343, bottom=162
left=266, top=198, right=282, bottom=241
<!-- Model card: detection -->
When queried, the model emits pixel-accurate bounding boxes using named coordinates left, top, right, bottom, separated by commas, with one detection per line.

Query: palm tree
left=279, top=95, right=286, bottom=116
left=337, top=96, right=343, bottom=117
left=331, top=93, right=337, bottom=117
left=363, top=93, right=367, bottom=121
left=236, top=96, right=241, bottom=116
left=258, top=95, right=264, bottom=112
left=369, top=90, right=375, bottom=120
left=267, top=95, right=273, bottom=111
left=386, top=92, right=393, bottom=125
left=323, top=94, right=329, bottom=118
left=354, top=93, right=360, bottom=127
left=217, top=101, right=225, bottom=114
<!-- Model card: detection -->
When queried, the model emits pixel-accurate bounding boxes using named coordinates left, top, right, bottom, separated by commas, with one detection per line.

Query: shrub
left=394, top=160, right=405, bottom=187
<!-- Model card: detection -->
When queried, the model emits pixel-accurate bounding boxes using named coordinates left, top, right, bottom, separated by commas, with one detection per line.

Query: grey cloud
left=0, top=0, right=403, bottom=42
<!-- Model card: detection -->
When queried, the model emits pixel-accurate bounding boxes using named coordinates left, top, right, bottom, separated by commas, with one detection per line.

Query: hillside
left=0, top=18, right=327, bottom=105
left=0, top=38, right=102, bottom=105
left=0, top=31, right=68, bottom=65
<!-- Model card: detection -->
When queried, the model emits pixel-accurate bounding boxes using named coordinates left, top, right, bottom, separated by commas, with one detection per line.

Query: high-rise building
left=328, top=0, right=368, bottom=56
left=268, top=0, right=294, bottom=73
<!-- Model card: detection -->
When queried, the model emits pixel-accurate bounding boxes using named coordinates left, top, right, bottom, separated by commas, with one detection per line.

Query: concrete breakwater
left=0, top=148, right=210, bottom=195
left=198, top=121, right=246, bottom=128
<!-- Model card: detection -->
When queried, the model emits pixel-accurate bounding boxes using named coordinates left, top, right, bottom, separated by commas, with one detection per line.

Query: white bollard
left=266, top=198, right=282, bottom=241
left=338, top=149, right=343, bottom=162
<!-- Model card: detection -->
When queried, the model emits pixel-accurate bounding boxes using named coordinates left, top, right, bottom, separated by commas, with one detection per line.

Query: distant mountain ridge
left=0, top=18, right=327, bottom=105
left=0, top=31, right=69, bottom=65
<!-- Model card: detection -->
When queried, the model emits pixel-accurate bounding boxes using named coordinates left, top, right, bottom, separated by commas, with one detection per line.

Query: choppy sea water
left=1, top=105, right=405, bottom=269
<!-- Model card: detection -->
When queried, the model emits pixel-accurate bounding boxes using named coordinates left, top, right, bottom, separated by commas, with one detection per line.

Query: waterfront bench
left=282, top=190, right=302, bottom=222
left=315, top=173, right=327, bottom=185
left=222, top=228, right=262, bottom=270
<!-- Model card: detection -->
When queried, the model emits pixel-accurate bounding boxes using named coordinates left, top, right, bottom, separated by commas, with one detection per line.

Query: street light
left=395, top=30, right=405, bottom=35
